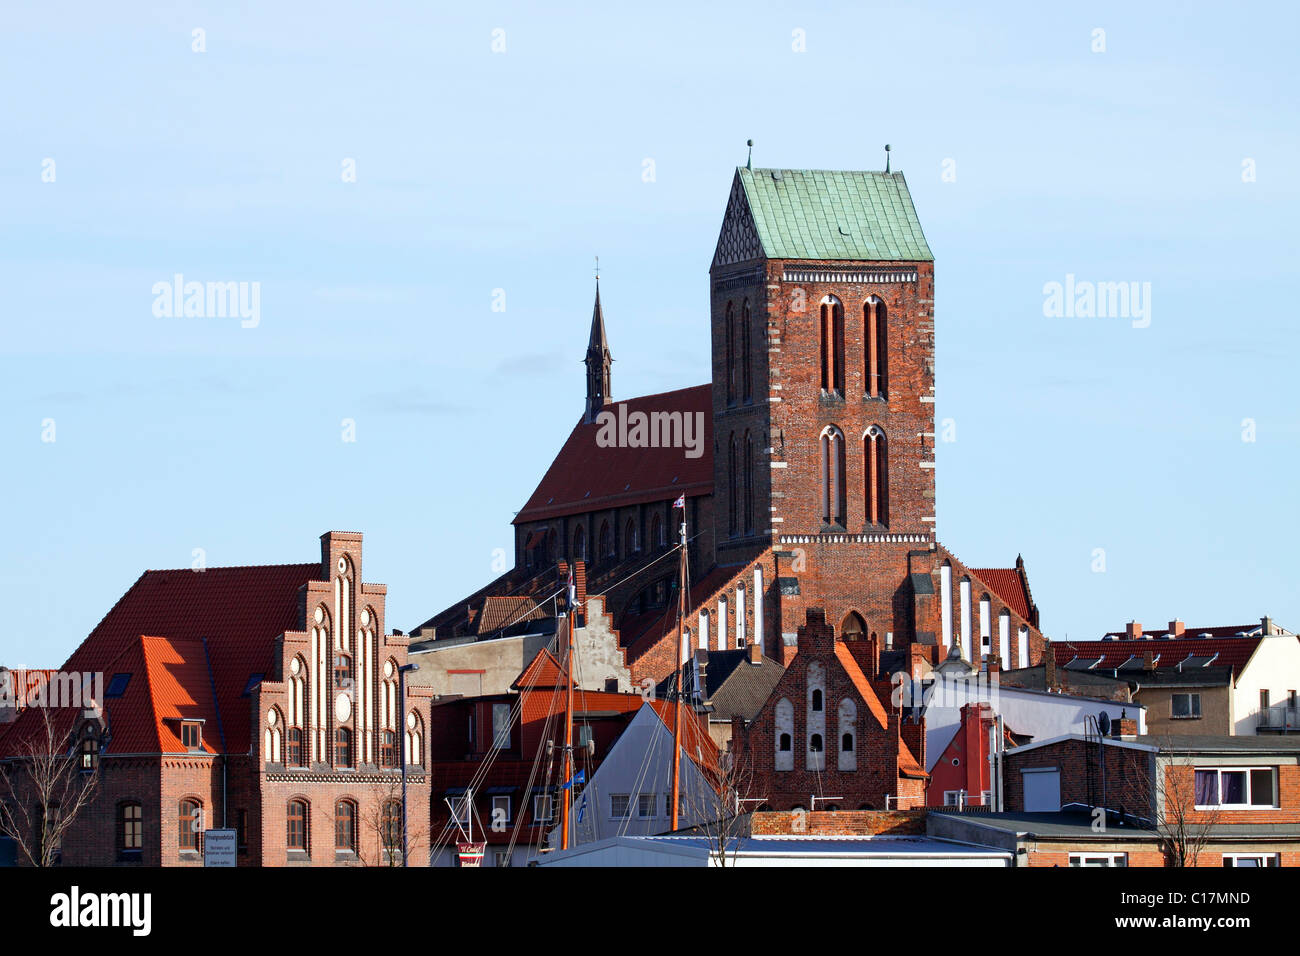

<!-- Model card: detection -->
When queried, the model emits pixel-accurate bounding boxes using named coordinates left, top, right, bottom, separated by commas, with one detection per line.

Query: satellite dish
left=1098, top=712, right=1112, bottom=736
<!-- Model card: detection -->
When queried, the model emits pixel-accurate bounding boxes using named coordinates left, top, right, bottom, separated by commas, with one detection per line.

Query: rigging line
left=589, top=544, right=684, bottom=598
left=504, top=665, right=570, bottom=860
left=479, top=584, right=565, bottom=642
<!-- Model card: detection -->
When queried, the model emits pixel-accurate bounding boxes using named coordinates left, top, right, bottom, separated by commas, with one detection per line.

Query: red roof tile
left=23, top=562, right=320, bottom=757
left=969, top=568, right=1031, bottom=621
left=1052, top=637, right=1263, bottom=676
left=514, top=385, right=713, bottom=524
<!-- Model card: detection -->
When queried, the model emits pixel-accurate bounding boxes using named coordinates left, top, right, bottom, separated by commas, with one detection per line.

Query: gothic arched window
left=598, top=521, right=612, bottom=559
left=820, top=295, right=844, bottom=394
left=728, top=434, right=739, bottom=536
left=743, top=431, right=754, bottom=535
left=865, top=425, right=888, bottom=526
left=573, top=525, right=586, bottom=561
left=820, top=426, right=846, bottom=526
left=865, top=297, right=888, bottom=398
left=841, top=612, right=866, bottom=641
left=741, top=300, right=753, bottom=403
left=725, top=301, right=736, bottom=406
left=650, top=513, right=662, bottom=549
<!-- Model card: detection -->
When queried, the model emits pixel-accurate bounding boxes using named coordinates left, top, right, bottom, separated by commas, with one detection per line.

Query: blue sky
left=2, top=1, right=1297, bottom=667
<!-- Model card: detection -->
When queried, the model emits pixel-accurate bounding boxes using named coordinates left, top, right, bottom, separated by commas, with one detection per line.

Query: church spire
left=584, top=273, right=612, bottom=423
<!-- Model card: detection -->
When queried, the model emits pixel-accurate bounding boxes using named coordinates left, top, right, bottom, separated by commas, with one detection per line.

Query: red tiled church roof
left=514, top=385, right=713, bottom=524
left=969, top=567, right=1031, bottom=621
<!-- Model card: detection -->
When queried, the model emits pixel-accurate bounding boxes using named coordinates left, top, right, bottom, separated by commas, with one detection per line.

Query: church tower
left=709, top=165, right=935, bottom=556
left=584, top=280, right=613, bottom=424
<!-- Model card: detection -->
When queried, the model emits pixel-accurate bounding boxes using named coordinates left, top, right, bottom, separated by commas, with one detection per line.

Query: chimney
left=1044, top=639, right=1056, bottom=692
left=1142, top=648, right=1155, bottom=671
left=1116, top=709, right=1137, bottom=740
left=1168, top=619, right=1184, bottom=637
left=747, top=641, right=762, bottom=665
left=1126, top=620, right=1142, bottom=640
left=988, top=656, right=1001, bottom=677
left=1262, top=616, right=1275, bottom=636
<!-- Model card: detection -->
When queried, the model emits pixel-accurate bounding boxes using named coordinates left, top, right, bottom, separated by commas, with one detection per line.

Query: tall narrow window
left=820, top=426, right=846, bottom=526
left=335, top=800, right=357, bottom=854
left=864, top=426, right=888, bottom=526
left=728, top=434, right=739, bottom=536
left=820, top=295, right=844, bottom=394
left=336, top=728, right=353, bottom=768
left=650, top=514, right=662, bottom=549
left=178, top=799, right=201, bottom=853
left=743, top=431, right=755, bottom=535
left=624, top=518, right=638, bottom=555
left=741, top=300, right=753, bottom=402
left=598, top=521, right=612, bottom=559
left=573, top=525, right=586, bottom=561
left=725, top=301, right=736, bottom=405
left=287, top=799, right=308, bottom=853
left=865, top=297, right=888, bottom=398
left=119, top=802, right=143, bottom=857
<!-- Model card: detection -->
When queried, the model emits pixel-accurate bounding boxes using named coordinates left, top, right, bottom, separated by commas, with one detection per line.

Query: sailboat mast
left=560, top=568, right=576, bottom=850
left=670, top=506, right=687, bottom=831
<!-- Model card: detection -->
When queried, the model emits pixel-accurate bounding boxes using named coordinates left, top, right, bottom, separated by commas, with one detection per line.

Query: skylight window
left=105, top=673, right=131, bottom=698
left=241, top=673, right=265, bottom=697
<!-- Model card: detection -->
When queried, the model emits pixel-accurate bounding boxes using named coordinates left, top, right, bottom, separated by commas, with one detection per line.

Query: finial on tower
left=884, top=143, right=891, bottom=173
left=595, top=254, right=599, bottom=284
left=746, top=139, right=753, bottom=170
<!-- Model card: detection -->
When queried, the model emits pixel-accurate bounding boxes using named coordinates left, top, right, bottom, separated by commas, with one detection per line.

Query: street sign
left=204, top=828, right=238, bottom=867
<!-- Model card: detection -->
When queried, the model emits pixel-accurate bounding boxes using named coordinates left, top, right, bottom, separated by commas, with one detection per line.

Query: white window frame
left=637, top=793, right=656, bottom=819
left=943, top=790, right=962, bottom=807
left=610, top=794, right=630, bottom=820
left=1171, top=693, right=1202, bottom=719
left=1223, top=853, right=1279, bottom=867
left=1069, top=853, right=1127, bottom=867
left=1194, top=766, right=1278, bottom=810
left=491, top=794, right=511, bottom=825
left=533, top=793, right=554, bottom=824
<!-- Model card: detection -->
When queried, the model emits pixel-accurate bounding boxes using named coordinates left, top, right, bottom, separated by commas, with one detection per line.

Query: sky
left=1, top=1, right=1297, bottom=667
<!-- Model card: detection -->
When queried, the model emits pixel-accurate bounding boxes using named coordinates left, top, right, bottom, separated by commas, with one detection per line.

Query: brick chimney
left=1142, top=648, right=1155, bottom=671
left=747, top=641, right=762, bottom=665
left=1168, top=619, right=1184, bottom=637
left=1044, top=639, right=1056, bottom=692
left=988, top=656, right=1001, bottom=678
left=1126, top=620, right=1142, bottom=640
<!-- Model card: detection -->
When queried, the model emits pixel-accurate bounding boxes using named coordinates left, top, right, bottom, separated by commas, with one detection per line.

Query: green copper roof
left=737, top=167, right=933, bottom=262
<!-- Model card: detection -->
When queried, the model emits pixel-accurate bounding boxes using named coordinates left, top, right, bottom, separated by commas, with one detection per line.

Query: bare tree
left=683, top=747, right=757, bottom=867
left=1150, top=758, right=1220, bottom=867
left=358, top=776, right=427, bottom=867
left=0, top=708, right=100, bottom=867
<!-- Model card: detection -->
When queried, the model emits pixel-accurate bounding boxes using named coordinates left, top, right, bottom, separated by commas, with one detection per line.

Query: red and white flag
left=673, top=494, right=685, bottom=509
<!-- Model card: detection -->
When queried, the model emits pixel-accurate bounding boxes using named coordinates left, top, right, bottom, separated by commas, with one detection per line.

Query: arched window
left=118, top=802, right=142, bottom=857
left=728, top=434, right=739, bottom=536
left=178, top=799, right=201, bottom=852
left=381, top=800, right=402, bottom=858
left=841, top=612, right=866, bottom=641
left=743, top=431, right=754, bottom=535
left=406, top=712, right=424, bottom=768
left=865, top=297, right=888, bottom=398
left=334, top=650, right=352, bottom=690
left=382, top=730, right=398, bottom=768
left=573, top=525, right=586, bottom=561
left=335, top=800, right=357, bottom=853
left=287, top=799, right=309, bottom=853
left=264, top=708, right=283, bottom=763
left=287, top=728, right=304, bottom=767
left=598, top=521, right=612, bottom=559
left=820, top=426, right=846, bottom=526
left=775, top=698, right=794, bottom=771
left=810, top=733, right=824, bottom=752
left=842, top=732, right=854, bottom=752
left=624, top=518, right=638, bottom=555
left=838, top=698, right=858, bottom=771
left=865, top=426, right=888, bottom=526
left=820, top=295, right=844, bottom=394
left=741, top=300, right=753, bottom=402
left=336, top=728, right=353, bottom=768
left=812, top=689, right=823, bottom=712
left=650, top=514, right=662, bottom=549
left=725, top=301, right=736, bottom=405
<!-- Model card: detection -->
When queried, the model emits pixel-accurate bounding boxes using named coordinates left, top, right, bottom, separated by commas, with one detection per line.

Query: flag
left=576, top=795, right=586, bottom=823
left=560, top=769, right=585, bottom=790
left=673, top=494, right=685, bottom=509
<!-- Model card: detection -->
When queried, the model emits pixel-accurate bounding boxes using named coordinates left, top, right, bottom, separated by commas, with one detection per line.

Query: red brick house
left=0, top=531, right=431, bottom=866
left=410, top=164, right=1049, bottom=690
left=732, top=608, right=927, bottom=811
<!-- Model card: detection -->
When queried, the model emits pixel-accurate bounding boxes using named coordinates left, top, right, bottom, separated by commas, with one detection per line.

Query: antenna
left=594, top=255, right=599, bottom=283
left=884, top=144, right=891, bottom=173
left=746, top=139, right=753, bottom=170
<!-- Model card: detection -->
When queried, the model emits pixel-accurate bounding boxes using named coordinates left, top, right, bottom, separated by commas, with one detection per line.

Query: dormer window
left=181, top=721, right=202, bottom=750
left=80, top=736, right=98, bottom=772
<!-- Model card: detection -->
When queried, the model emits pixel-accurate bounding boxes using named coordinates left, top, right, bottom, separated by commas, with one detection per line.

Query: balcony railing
left=1257, top=705, right=1300, bottom=732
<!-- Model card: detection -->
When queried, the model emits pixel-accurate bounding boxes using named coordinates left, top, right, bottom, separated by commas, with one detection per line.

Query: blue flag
left=560, top=769, right=585, bottom=790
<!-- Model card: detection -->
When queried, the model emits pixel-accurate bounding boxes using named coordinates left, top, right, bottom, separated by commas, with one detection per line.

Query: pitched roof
left=39, top=562, right=318, bottom=756
left=969, top=568, right=1032, bottom=621
left=476, top=596, right=547, bottom=634
left=514, top=385, right=713, bottom=524
left=1052, top=637, right=1264, bottom=678
left=701, top=650, right=786, bottom=723
left=831, top=643, right=926, bottom=779
left=735, top=167, right=933, bottom=262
